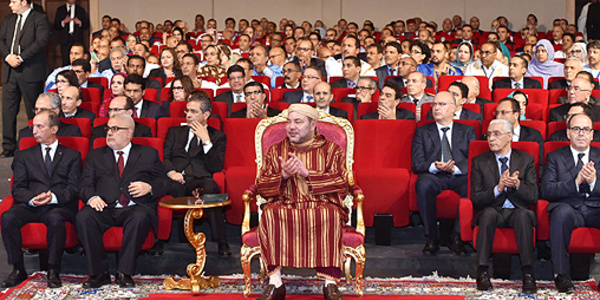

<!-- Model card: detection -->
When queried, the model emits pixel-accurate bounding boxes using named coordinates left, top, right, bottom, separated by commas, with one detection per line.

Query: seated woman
left=163, top=26, right=185, bottom=47
left=410, top=41, right=431, bottom=65
left=509, top=90, right=529, bottom=120
left=99, top=72, right=127, bottom=117
left=148, top=48, right=183, bottom=87
left=450, top=42, right=474, bottom=73
left=569, top=42, right=588, bottom=62
left=56, top=70, right=79, bottom=96
left=525, top=39, right=564, bottom=88
left=169, top=76, right=194, bottom=102
left=197, top=45, right=228, bottom=84
left=126, top=34, right=138, bottom=55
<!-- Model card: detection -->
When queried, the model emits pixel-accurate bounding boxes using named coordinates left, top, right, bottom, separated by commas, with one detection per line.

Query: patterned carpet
left=0, top=272, right=598, bottom=299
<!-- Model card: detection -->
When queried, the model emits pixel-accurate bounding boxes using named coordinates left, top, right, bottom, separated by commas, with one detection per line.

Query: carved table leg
left=163, top=208, right=221, bottom=295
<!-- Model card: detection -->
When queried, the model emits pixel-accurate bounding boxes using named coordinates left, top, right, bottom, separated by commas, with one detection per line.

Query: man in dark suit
left=77, top=114, right=168, bottom=289
left=492, top=55, right=542, bottom=90
left=292, top=37, right=326, bottom=78
left=548, top=58, right=586, bottom=90
left=124, top=74, right=167, bottom=119
left=375, top=42, right=402, bottom=89
left=313, top=82, right=348, bottom=119
left=91, top=96, right=152, bottom=143
left=361, top=81, right=415, bottom=120
left=279, top=61, right=301, bottom=89
left=163, top=94, right=231, bottom=255
left=282, top=66, right=323, bottom=104
left=426, top=82, right=482, bottom=122
left=72, top=58, right=105, bottom=97
left=214, top=65, right=247, bottom=117
left=59, top=86, right=95, bottom=121
left=0, top=0, right=51, bottom=157
left=549, top=78, right=600, bottom=122
left=541, top=112, right=600, bottom=293
left=330, top=56, right=361, bottom=89
left=18, top=93, right=81, bottom=142
left=387, top=57, right=435, bottom=89
left=53, top=0, right=88, bottom=66
left=412, top=91, right=476, bottom=255
left=1, top=110, right=80, bottom=289
left=471, top=118, right=538, bottom=293
left=231, top=82, right=281, bottom=118
left=549, top=103, right=600, bottom=142
left=91, top=15, right=110, bottom=38
left=126, top=55, right=161, bottom=97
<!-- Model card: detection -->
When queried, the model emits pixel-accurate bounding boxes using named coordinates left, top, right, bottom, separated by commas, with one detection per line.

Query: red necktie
left=133, top=107, right=138, bottom=118
left=117, top=151, right=129, bottom=207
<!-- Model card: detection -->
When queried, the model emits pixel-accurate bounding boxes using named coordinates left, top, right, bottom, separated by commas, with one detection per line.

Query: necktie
left=577, top=153, right=590, bottom=195
left=235, top=94, right=242, bottom=103
left=133, top=107, right=138, bottom=118
left=117, top=151, right=129, bottom=207
left=441, top=127, right=453, bottom=162
left=390, top=68, right=396, bottom=76
left=305, top=95, right=313, bottom=103
left=12, top=14, right=21, bottom=55
left=67, top=5, right=74, bottom=34
left=412, top=97, right=419, bottom=105
left=514, top=82, right=521, bottom=89
left=577, top=153, right=585, bottom=172
left=499, top=157, right=515, bottom=209
left=188, top=135, right=199, bottom=156
left=348, top=81, right=356, bottom=88
left=45, top=147, right=52, bottom=176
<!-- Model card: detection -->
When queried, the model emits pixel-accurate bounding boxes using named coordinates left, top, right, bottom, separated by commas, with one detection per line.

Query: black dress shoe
left=476, top=269, right=493, bottom=291
left=447, top=236, right=468, bottom=255
left=218, top=243, right=231, bottom=256
left=0, top=269, right=27, bottom=288
left=256, top=283, right=286, bottom=300
left=115, top=271, right=135, bottom=288
left=0, top=149, right=14, bottom=158
left=323, top=283, right=343, bottom=300
left=554, top=273, right=574, bottom=293
left=522, top=273, right=537, bottom=294
left=47, top=269, right=62, bottom=288
left=422, top=238, right=440, bottom=255
left=82, top=271, right=111, bottom=289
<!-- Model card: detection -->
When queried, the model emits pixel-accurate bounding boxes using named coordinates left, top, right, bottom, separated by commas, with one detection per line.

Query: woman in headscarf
left=498, top=41, right=511, bottom=66
left=569, top=42, right=588, bottom=63
left=525, top=39, right=564, bottom=88
left=99, top=72, right=127, bottom=117
left=450, top=42, right=473, bottom=72
left=197, top=45, right=228, bottom=85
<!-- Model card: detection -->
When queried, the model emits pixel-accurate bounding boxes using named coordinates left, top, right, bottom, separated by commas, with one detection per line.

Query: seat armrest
left=241, top=184, right=257, bottom=235
left=459, top=198, right=474, bottom=242
left=536, top=199, right=550, bottom=241
left=157, top=195, right=173, bottom=241
left=351, top=184, right=365, bottom=236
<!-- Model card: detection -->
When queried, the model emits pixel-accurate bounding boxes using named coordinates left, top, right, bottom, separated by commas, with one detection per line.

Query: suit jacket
left=291, top=57, right=327, bottom=78
left=163, top=126, right=225, bottom=180
left=491, top=78, right=542, bottom=90
left=230, top=106, right=281, bottom=118
left=386, top=76, right=434, bottom=89
left=401, top=94, right=435, bottom=108
left=471, top=149, right=538, bottom=214
left=411, top=122, right=476, bottom=175
left=91, top=121, right=152, bottom=143
left=11, top=143, right=81, bottom=212
left=549, top=102, right=600, bottom=122
left=541, top=146, right=600, bottom=207
left=32, top=3, right=44, bottom=13
left=214, top=90, right=237, bottom=116
left=426, top=107, right=482, bottom=122
left=375, top=65, right=391, bottom=89
left=97, top=57, right=111, bottom=73
left=360, top=108, right=415, bottom=120
left=282, top=90, right=304, bottom=104
left=140, top=99, right=168, bottom=119
left=59, top=108, right=95, bottom=122
left=148, top=68, right=183, bottom=87
left=558, top=95, right=600, bottom=105
left=548, top=79, right=600, bottom=90
left=18, top=121, right=81, bottom=141
left=0, top=9, right=51, bottom=83
left=53, top=3, right=89, bottom=44
left=79, top=144, right=168, bottom=230
left=331, top=78, right=352, bottom=89
left=328, top=106, right=348, bottom=119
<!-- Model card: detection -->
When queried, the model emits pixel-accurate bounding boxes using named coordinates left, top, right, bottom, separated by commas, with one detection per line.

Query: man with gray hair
left=96, top=46, right=128, bottom=84
left=341, top=76, right=377, bottom=115
left=548, top=57, right=587, bottom=90
left=471, top=118, right=538, bottom=293
left=18, top=93, right=81, bottom=142
left=77, top=113, right=168, bottom=289
left=462, top=76, right=493, bottom=110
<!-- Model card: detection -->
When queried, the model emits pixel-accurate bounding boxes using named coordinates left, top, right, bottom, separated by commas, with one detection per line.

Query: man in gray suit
left=401, top=72, right=433, bottom=120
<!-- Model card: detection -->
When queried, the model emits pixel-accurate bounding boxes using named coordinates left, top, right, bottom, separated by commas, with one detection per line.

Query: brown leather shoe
left=323, top=283, right=343, bottom=300
left=256, top=283, right=286, bottom=300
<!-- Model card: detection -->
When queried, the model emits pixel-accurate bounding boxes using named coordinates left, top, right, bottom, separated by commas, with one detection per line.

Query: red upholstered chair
left=81, top=87, right=102, bottom=105
left=332, top=88, right=355, bottom=101
left=330, top=102, right=355, bottom=121
left=88, top=77, right=108, bottom=89
left=492, top=88, right=548, bottom=106
left=547, top=122, right=566, bottom=139
left=240, top=111, right=365, bottom=296
left=270, top=88, right=298, bottom=102
left=0, top=137, right=89, bottom=269
left=356, top=102, right=415, bottom=120
left=459, top=140, right=539, bottom=278
left=252, top=76, right=270, bottom=87
left=521, top=120, right=547, bottom=141
left=94, top=117, right=156, bottom=137
left=79, top=101, right=99, bottom=117
left=548, top=89, right=567, bottom=105
left=90, top=138, right=173, bottom=250
left=60, top=117, right=92, bottom=139
left=354, top=120, right=414, bottom=227
left=157, top=117, right=186, bottom=140
left=438, top=75, right=491, bottom=100
left=144, top=89, right=159, bottom=103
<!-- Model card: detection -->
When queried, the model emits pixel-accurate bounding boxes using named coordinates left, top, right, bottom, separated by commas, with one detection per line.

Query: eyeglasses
left=568, top=86, right=590, bottom=93
left=571, top=50, right=582, bottom=55
left=356, top=86, right=373, bottom=91
left=107, top=107, right=128, bottom=113
left=172, top=86, right=184, bottom=91
left=569, top=126, right=593, bottom=134
left=245, top=90, right=263, bottom=96
left=296, top=47, right=311, bottom=52
left=302, top=75, right=320, bottom=80
left=410, top=50, right=422, bottom=55
left=105, top=125, right=130, bottom=133
left=282, top=68, right=298, bottom=74
left=486, top=131, right=510, bottom=138
left=229, top=75, right=244, bottom=81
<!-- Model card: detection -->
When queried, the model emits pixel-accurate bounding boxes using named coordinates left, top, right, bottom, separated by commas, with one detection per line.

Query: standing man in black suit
left=163, top=94, right=231, bottom=255
left=1, top=110, right=80, bottom=288
left=361, top=81, right=415, bottom=120
left=492, top=55, right=542, bottom=91
left=549, top=77, right=600, bottom=122
left=18, top=92, right=81, bottom=142
left=214, top=65, right=247, bottom=116
left=230, top=82, right=281, bottom=118
left=53, top=0, right=89, bottom=66
left=412, top=91, right=476, bottom=255
left=90, top=96, right=152, bottom=143
left=77, top=113, right=168, bottom=288
left=0, top=0, right=51, bottom=157
left=59, top=86, right=95, bottom=121
left=282, top=66, right=323, bottom=104
left=313, top=82, right=348, bottom=119
left=541, top=112, right=600, bottom=293
left=124, top=74, right=167, bottom=119
left=471, top=118, right=538, bottom=293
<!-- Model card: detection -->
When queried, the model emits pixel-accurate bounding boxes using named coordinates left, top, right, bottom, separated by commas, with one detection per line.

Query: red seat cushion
left=242, top=227, right=259, bottom=247
left=343, top=225, right=365, bottom=247
left=569, top=228, right=600, bottom=253
left=103, top=228, right=154, bottom=251
left=473, top=227, right=535, bottom=253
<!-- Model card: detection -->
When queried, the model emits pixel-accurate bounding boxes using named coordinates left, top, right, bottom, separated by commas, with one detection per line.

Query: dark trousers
left=475, top=207, right=535, bottom=268
left=76, top=205, right=153, bottom=276
left=168, top=177, right=228, bottom=244
left=415, top=172, right=467, bottom=239
left=2, top=73, right=42, bottom=151
left=60, top=35, right=76, bottom=66
left=1, top=204, right=74, bottom=268
left=548, top=202, right=600, bottom=274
